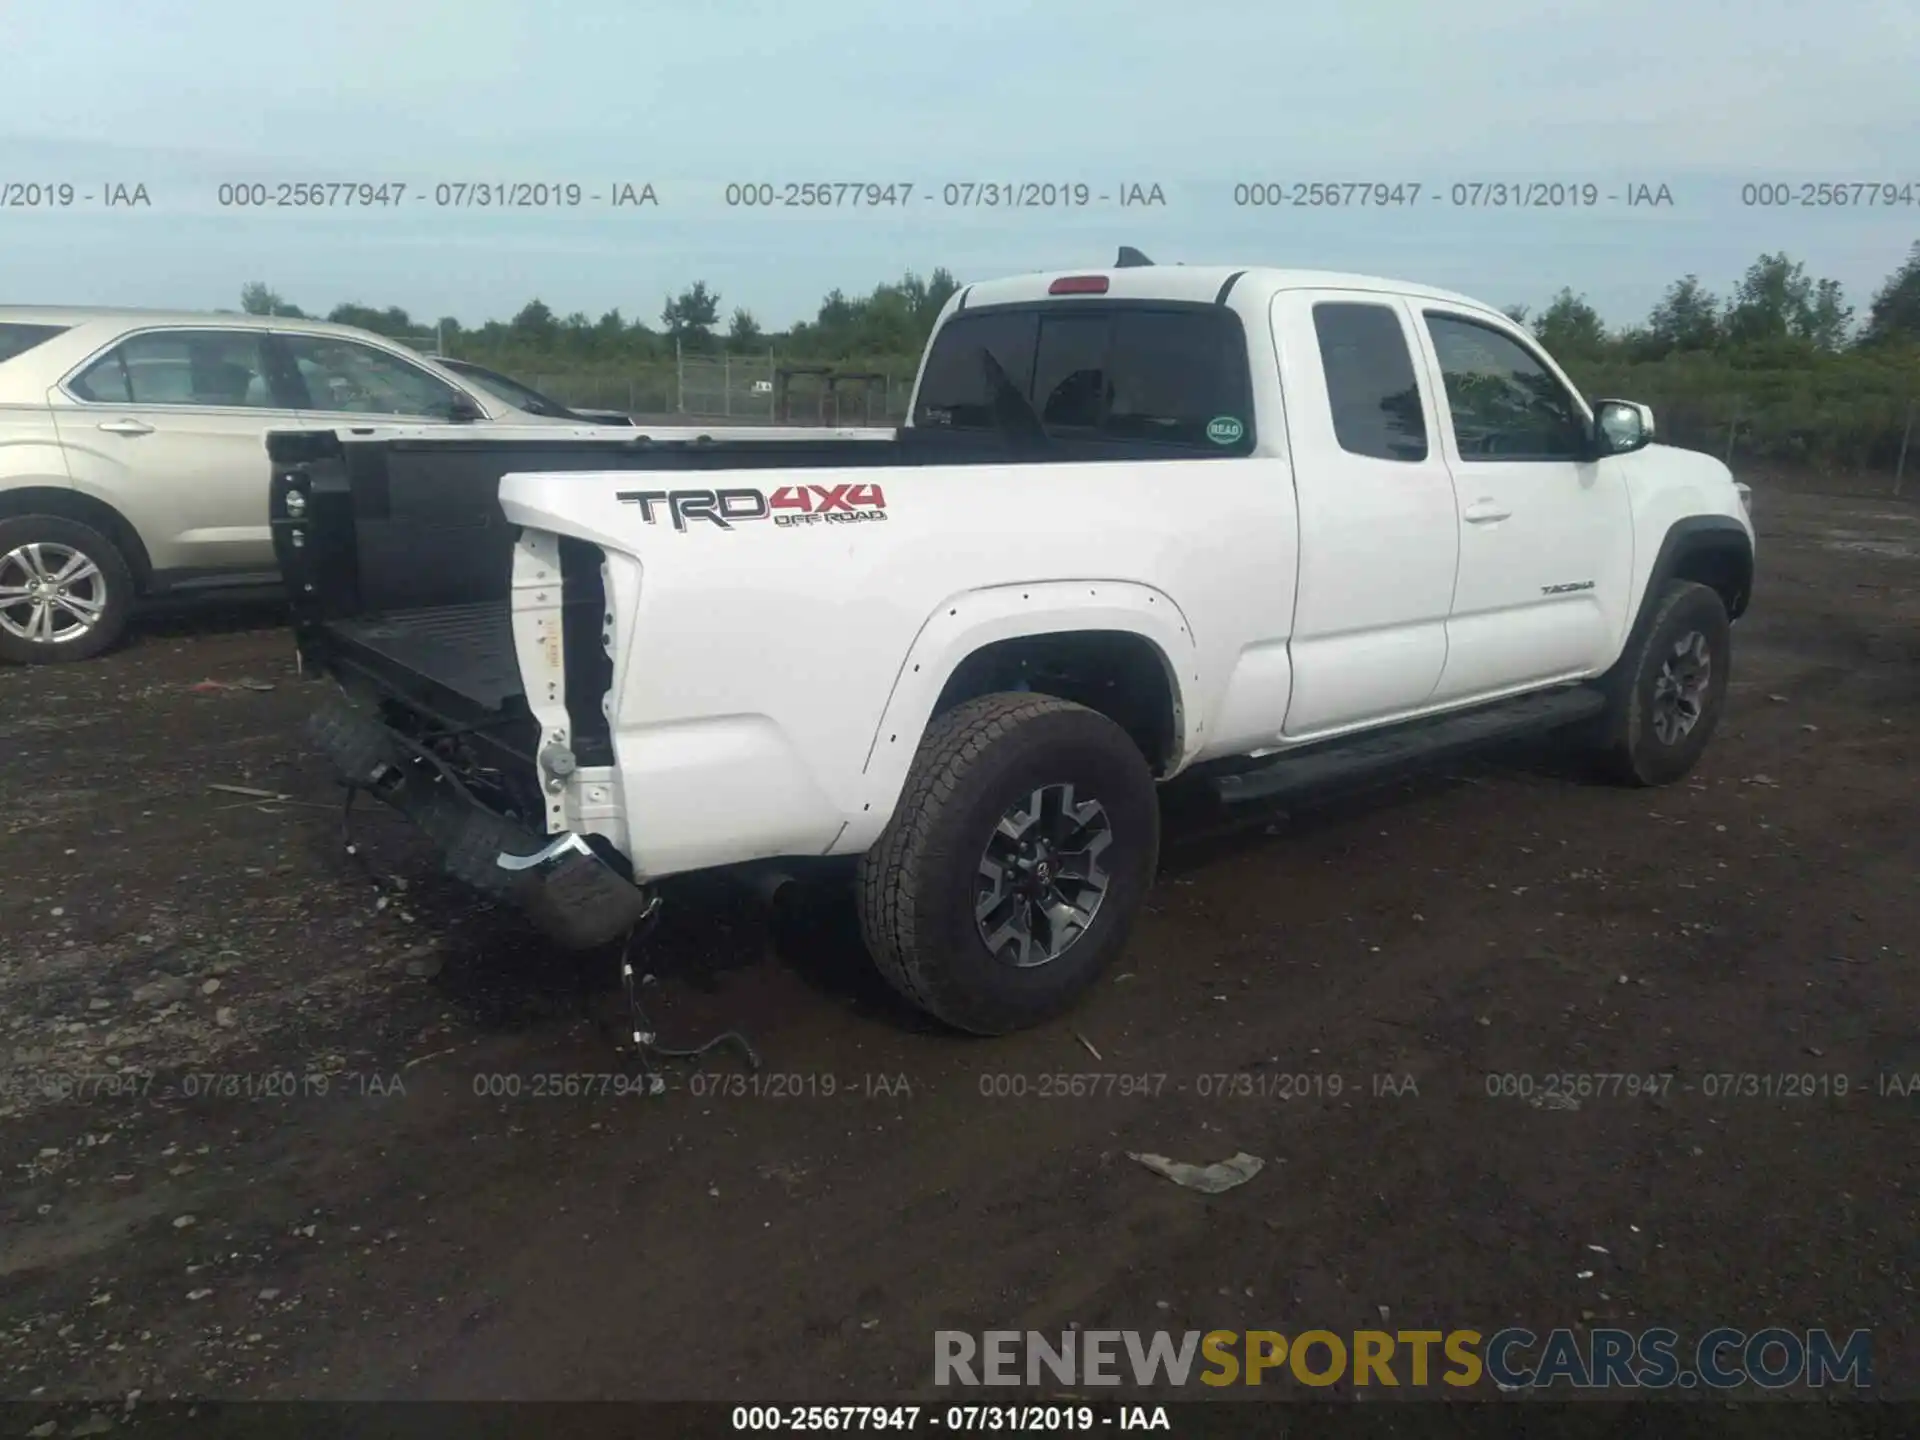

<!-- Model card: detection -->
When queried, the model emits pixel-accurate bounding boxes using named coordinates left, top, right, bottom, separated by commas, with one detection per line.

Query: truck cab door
left=1269, top=289, right=1459, bottom=739
left=1410, top=307, right=1633, bottom=703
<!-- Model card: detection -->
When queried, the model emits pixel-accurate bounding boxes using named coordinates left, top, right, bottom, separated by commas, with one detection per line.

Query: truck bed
left=268, top=427, right=1055, bottom=763
left=268, top=425, right=1140, bottom=696
left=327, top=602, right=522, bottom=710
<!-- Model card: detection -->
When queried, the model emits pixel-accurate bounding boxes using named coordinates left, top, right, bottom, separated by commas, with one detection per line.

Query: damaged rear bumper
left=306, top=696, right=655, bottom=950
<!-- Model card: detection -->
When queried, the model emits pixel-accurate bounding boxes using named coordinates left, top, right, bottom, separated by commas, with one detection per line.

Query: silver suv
left=0, top=308, right=575, bottom=663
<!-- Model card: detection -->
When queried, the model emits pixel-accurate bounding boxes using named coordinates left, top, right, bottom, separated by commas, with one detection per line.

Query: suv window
left=1311, top=303, right=1428, bottom=462
left=915, top=304, right=1253, bottom=452
left=445, top=361, right=569, bottom=417
left=282, top=334, right=468, bottom=418
left=68, top=329, right=278, bottom=407
left=1423, top=312, right=1588, bottom=460
left=0, top=323, right=70, bottom=365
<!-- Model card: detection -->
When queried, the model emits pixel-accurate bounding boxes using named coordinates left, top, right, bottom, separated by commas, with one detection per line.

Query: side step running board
left=1210, top=687, right=1607, bottom=807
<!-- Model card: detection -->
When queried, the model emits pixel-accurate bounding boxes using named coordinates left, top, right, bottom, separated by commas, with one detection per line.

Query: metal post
left=628, top=376, right=635, bottom=413
left=768, top=349, right=776, bottom=418
left=724, top=355, right=732, bottom=417
left=1896, top=398, right=1915, bottom=498
left=1724, top=399, right=1741, bottom=466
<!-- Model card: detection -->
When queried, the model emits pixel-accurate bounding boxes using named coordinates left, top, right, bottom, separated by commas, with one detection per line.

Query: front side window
left=68, top=330, right=278, bottom=407
left=1312, top=302, right=1428, bottom=462
left=1424, top=312, right=1588, bottom=460
left=449, top=364, right=565, bottom=416
left=282, top=334, right=467, bottom=417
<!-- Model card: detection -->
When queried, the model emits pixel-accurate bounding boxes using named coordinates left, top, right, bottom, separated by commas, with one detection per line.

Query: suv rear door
left=50, top=326, right=297, bottom=579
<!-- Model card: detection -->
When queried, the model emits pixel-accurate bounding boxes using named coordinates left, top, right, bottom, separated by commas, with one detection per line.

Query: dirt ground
left=2, top=474, right=1916, bottom=1408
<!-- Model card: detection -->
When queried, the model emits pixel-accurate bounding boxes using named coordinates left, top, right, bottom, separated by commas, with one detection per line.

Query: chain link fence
left=1620, top=389, right=1917, bottom=497
left=524, top=357, right=914, bottom=426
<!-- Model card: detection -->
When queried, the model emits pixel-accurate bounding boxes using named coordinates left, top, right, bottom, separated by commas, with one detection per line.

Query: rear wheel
left=857, top=692, right=1160, bottom=1035
left=0, top=515, right=135, bottom=664
left=1594, top=580, right=1731, bottom=786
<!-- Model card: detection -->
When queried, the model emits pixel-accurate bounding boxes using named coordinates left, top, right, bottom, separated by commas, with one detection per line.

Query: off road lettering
left=619, top=484, right=886, bottom=531
left=768, top=483, right=886, bottom=514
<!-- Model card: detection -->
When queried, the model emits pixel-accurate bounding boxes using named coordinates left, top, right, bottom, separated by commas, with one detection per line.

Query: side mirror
left=1593, top=398, right=1654, bottom=456
left=446, top=393, right=486, bottom=423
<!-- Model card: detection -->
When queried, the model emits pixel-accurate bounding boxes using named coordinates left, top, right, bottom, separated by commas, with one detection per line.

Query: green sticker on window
left=1206, top=415, right=1245, bottom=445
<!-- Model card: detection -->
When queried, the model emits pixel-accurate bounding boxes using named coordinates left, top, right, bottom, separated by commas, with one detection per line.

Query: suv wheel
left=857, top=692, right=1160, bottom=1035
left=1595, top=580, right=1731, bottom=786
left=0, top=515, right=135, bottom=664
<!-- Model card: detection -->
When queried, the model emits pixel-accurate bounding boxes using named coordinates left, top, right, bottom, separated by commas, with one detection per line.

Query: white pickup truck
left=272, top=251, right=1756, bottom=1035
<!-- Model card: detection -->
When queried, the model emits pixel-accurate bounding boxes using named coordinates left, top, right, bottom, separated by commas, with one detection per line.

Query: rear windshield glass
left=0, top=323, right=70, bottom=365
left=913, top=302, right=1254, bottom=453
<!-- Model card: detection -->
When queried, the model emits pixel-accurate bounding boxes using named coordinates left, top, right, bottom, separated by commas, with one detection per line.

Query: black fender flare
left=1602, top=515, right=1753, bottom=692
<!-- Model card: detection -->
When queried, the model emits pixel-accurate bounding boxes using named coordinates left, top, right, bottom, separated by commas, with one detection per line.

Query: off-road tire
left=1594, top=580, right=1731, bottom=787
left=857, top=692, right=1160, bottom=1035
left=0, top=515, right=135, bottom=665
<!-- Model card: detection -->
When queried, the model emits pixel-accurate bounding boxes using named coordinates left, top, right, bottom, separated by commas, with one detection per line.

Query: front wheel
left=1594, top=580, right=1732, bottom=786
left=0, top=515, right=135, bottom=664
left=857, top=692, right=1160, bottom=1035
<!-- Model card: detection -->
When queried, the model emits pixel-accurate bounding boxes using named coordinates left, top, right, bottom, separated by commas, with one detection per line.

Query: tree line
left=1496, top=245, right=1920, bottom=471
left=240, top=241, right=1920, bottom=469
left=238, top=268, right=964, bottom=371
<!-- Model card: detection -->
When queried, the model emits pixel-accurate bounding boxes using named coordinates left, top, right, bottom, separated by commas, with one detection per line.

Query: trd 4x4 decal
left=616, top=483, right=888, bottom=532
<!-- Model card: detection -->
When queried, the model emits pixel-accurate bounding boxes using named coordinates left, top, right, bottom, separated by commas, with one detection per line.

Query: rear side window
left=0, top=323, right=70, bottom=365
left=915, top=303, right=1254, bottom=452
left=1311, top=302, right=1428, bottom=462
left=68, top=330, right=279, bottom=407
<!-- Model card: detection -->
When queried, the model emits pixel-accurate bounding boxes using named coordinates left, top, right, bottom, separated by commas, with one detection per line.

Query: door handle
left=1463, top=500, right=1511, bottom=524
left=97, top=419, right=155, bottom=436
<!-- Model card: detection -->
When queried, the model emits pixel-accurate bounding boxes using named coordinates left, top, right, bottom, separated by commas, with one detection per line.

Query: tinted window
left=1031, top=313, right=1109, bottom=430
left=1424, top=312, right=1587, bottom=460
left=1105, top=309, right=1251, bottom=446
left=915, top=303, right=1253, bottom=451
left=0, top=323, right=69, bottom=365
left=283, top=334, right=467, bottom=417
left=1311, top=303, right=1428, bottom=461
left=912, top=311, right=1038, bottom=430
left=69, top=330, right=278, bottom=407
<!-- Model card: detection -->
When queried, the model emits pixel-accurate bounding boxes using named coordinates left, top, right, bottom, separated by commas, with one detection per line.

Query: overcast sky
left=5, top=0, right=1919, bottom=332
